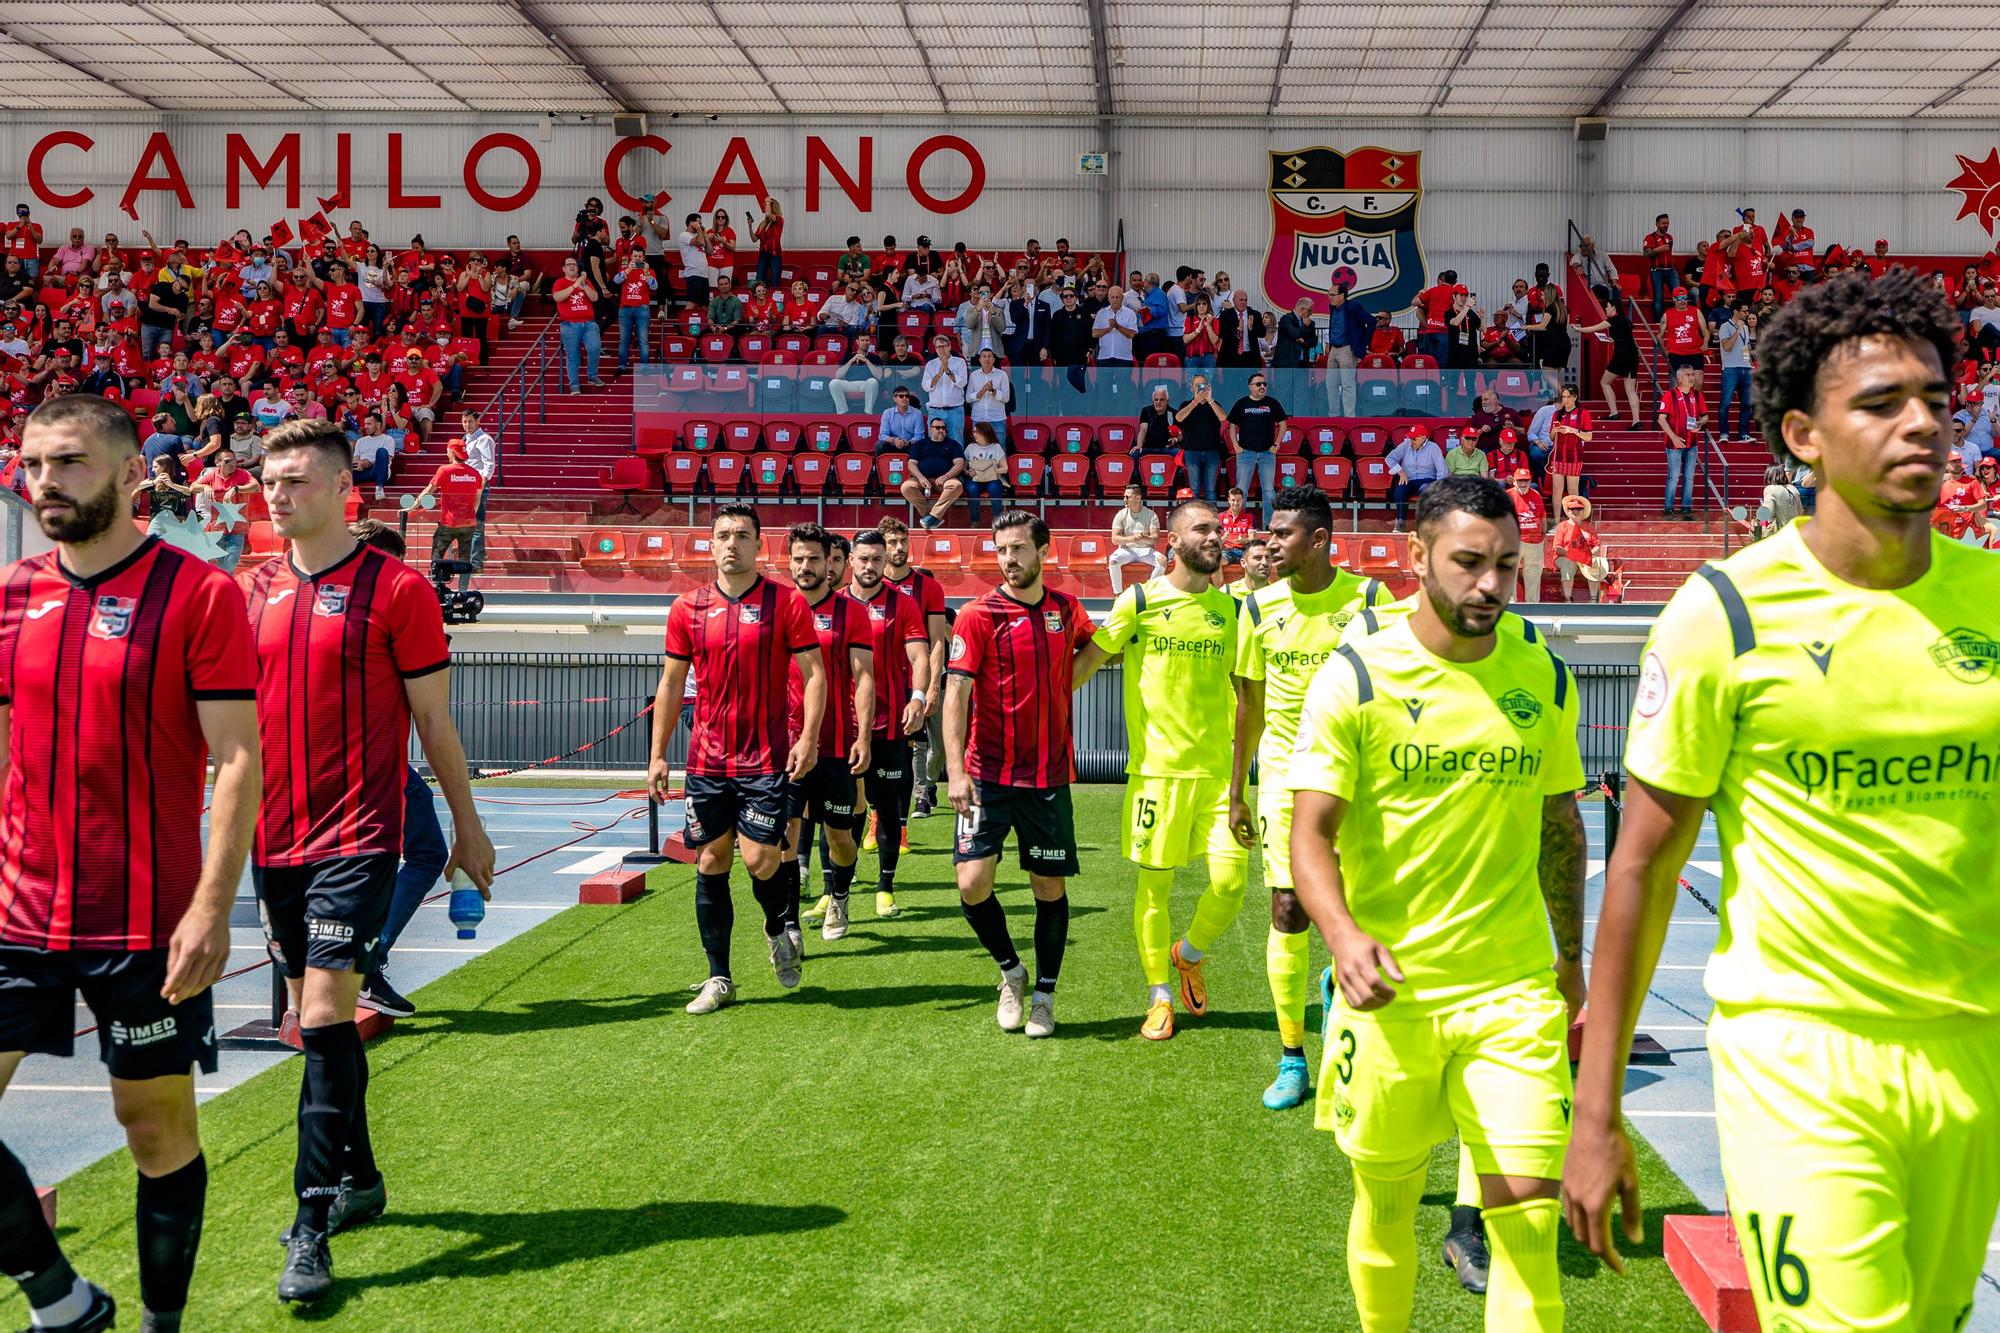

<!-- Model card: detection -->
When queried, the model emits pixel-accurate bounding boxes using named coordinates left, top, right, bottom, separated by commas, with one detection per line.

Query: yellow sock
left=1347, top=1160, right=1427, bottom=1332
left=1266, top=925, right=1310, bottom=1049
left=1133, top=866, right=1174, bottom=988
left=1483, top=1197, right=1565, bottom=1332
left=1456, top=1140, right=1481, bottom=1209
left=1184, top=853, right=1248, bottom=953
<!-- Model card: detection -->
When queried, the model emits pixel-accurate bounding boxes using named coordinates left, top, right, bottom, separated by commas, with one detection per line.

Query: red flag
left=267, top=218, right=294, bottom=248
left=212, top=239, right=239, bottom=264
left=1771, top=213, right=1792, bottom=248
left=317, top=192, right=345, bottom=214
left=299, top=213, right=332, bottom=245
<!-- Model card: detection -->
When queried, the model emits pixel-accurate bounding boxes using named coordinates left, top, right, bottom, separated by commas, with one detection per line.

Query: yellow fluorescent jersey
left=1235, top=569, right=1388, bottom=780
left=1091, top=578, right=1240, bottom=780
left=1338, top=592, right=1542, bottom=650
left=1288, top=619, right=1586, bottom=1015
left=1225, top=576, right=1262, bottom=601
left=1625, top=523, right=2000, bottom=1024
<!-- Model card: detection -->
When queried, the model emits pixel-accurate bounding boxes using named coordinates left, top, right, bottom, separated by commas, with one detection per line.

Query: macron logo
left=24, top=599, right=63, bottom=620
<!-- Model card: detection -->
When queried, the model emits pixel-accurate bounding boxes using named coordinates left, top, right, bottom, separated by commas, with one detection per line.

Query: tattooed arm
left=1540, top=790, right=1588, bottom=1020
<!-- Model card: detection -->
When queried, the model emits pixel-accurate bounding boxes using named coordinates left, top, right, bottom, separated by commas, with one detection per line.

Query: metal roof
left=4, top=0, right=1998, bottom=118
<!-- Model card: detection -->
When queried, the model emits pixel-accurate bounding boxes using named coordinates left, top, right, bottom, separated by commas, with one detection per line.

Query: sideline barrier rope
left=468, top=701, right=655, bottom=782
left=1597, top=775, right=1719, bottom=919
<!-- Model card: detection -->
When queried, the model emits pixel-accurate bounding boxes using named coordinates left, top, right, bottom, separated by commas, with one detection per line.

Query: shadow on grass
left=736, top=981, right=995, bottom=1011
left=1403, top=1194, right=1687, bottom=1281
left=294, top=1200, right=846, bottom=1317
left=410, top=994, right=680, bottom=1037
left=1055, top=1008, right=1302, bottom=1041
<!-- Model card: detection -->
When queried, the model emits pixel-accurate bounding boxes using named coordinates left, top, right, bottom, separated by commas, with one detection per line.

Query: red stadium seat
left=918, top=532, right=969, bottom=571
left=1302, top=422, right=1346, bottom=456
left=635, top=418, right=678, bottom=456
left=1007, top=454, right=1046, bottom=493
left=1312, top=457, right=1353, bottom=496
left=661, top=452, right=705, bottom=493
left=1358, top=354, right=1400, bottom=415
left=875, top=453, right=911, bottom=492
left=682, top=417, right=721, bottom=452
left=736, top=332, right=772, bottom=363
left=968, top=533, right=1002, bottom=573
left=663, top=364, right=706, bottom=399
left=1354, top=533, right=1406, bottom=570
left=748, top=452, right=789, bottom=492
left=831, top=453, right=874, bottom=494
left=1142, top=352, right=1183, bottom=370
left=775, top=332, right=812, bottom=357
left=1355, top=457, right=1394, bottom=498
left=629, top=529, right=674, bottom=573
left=1347, top=423, right=1391, bottom=457
left=1275, top=456, right=1309, bottom=490
left=1064, top=533, right=1111, bottom=565
left=1400, top=360, right=1443, bottom=416
left=672, top=530, right=716, bottom=568
left=764, top=420, right=802, bottom=453
left=599, top=455, right=651, bottom=499
left=1012, top=420, right=1051, bottom=455
left=721, top=419, right=761, bottom=452
left=246, top=520, right=282, bottom=555
left=1491, top=367, right=1536, bottom=405
left=698, top=332, right=735, bottom=362
left=814, top=333, right=850, bottom=358
left=1093, top=455, right=1134, bottom=495
left=1096, top=422, right=1137, bottom=455
left=659, top=333, right=695, bottom=362
left=1053, top=421, right=1094, bottom=454
left=706, top=452, right=746, bottom=491
left=1135, top=452, right=1179, bottom=495
left=845, top=419, right=879, bottom=452
left=711, top=365, right=752, bottom=397
left=898, top=312, right=928, bottom=342
left=1049, top=454, right=1091, bottom=497
left=791, top=452, right=832, bottom=494
left=801, top=419, right=844, bottom=452
left=581, top=530, right=629, bottom=570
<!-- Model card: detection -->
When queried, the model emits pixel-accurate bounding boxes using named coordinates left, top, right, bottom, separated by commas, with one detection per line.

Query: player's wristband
left=910, top=689, right=928, bottom=705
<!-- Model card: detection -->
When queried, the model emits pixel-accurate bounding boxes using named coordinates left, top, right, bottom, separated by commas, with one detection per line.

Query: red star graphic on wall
left=1948, top=148, right=2000, bottom=236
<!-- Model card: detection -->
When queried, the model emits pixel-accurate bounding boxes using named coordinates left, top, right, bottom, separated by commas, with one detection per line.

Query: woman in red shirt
left=245, top=279, right=284, bottom=349
left=782, top=279, right=819, bottom=332
left=553, top=255, right=603, bottom=393
left=939, top=257, right=967, bottom=311
left=282, top=275, right=323, bottom=342
left=1183, top=295, right=1219, bottom=370
left=706, top=209, right=737, bottom=283
left=456, top=255, right=491, bottom=351
left=751, top=197, right=783, bottom=290
left=1545, top=384, right=1591, bottom=510
left=1549, top=493, right=1608, bottom=602
left=742, top=281, right=778, bottom=331
left=314, top=261, right=363, bottom=347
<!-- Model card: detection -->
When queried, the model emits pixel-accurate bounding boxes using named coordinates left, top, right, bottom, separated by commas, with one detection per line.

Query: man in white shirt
left=652, top=210, right=710, bottom=313
left=922, top=333, right=968, bottom=442
left=1094, top=285, right=1139, bottom=367
left=818, top=281, right=872, bottom=334
left=1108, top=484, right=1163, bottom=593
left=351, top=412, right=397, bottom=500
left=457, top=407, right=498, bottom=573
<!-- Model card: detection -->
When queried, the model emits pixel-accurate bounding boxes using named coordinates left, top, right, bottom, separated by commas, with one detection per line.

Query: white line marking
left=1688, top=860, right=1724, bottom=877
left=481, top=903, right=574, bottom=910
left=1636, top=1025, right=1710, bottom=1032
left=1626, top=1110, right=1715, bottom=1119
left=1587, top=917, right=1718, bottom=927
left=556, top=848, right=645, bottom=875
left=384, top=946, right=490, bottom=954
left=1651, top=965, right=1707, bottom=971
left=1587, top=859, right=1604, bottom=879
left=8, top=1084, right=235, bottom=1094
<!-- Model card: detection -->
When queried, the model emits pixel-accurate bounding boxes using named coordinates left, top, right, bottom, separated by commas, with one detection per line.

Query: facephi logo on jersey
left=313, top=584, right=348, bottom=617
left=88, top=594, right=135, bottom=640
left=1782, top=742, right=1995, bottom=803
left=1497, top=689, right=1543, bottom=729
left=1929, top=627, right=1998, bottom=684
left=1389, top=742, right=1542, bottom=782
left=109, top=1016, right=177, bottom=1046
left=1261, top=147, right=1425, bottom=315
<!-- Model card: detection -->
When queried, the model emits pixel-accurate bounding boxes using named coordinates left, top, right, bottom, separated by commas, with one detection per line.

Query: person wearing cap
left=1443, top=428, right=1489, bottom=478
left=1509, top=467, right=1549, bottom=600
left=1865, top=238, right=1893, bottom=280
left=1661, top=284, right=1709, bottom=390
left=1933, top=450, right=1989, bottom=542
left=1490, top=424, right=1529, bottom=481
left=1975, top=458, right=2000, bottom=546
left=902, top=265, right=942, bottom=312
left=1383, top=425, right=1447, bottom=532
left=1548, top=494, right=1607, bottom=601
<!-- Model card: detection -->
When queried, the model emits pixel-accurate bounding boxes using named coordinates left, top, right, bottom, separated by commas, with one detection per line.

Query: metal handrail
left=477, top=315, right=561, bottom=482
left=1694, top=424, right=1734, bottom=555
left=1565, top=219, right=1614, bottom=292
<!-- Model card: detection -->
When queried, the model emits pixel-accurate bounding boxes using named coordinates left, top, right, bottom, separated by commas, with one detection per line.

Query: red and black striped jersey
left=946, top=587, right=1094, bottom=788
left=0, top=537, right=255, bottom=950
left=246, top=543, right=450, bottom=867
left=885, top=565, right=946, bottom=626
left=851, top=582, right=929, bottom=740
left=665, top=577, right=818, bottom=777
left=788, top=591, right=872, bottom=753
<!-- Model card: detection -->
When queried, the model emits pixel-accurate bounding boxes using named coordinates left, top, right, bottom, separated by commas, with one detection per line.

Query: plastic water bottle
left=447, top=869, right=485, bottom=941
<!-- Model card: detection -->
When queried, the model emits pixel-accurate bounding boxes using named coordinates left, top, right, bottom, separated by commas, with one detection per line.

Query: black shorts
left=788, top=757, right=859, bottom=831
left=953, top=781, right=1080, bottom=877
left=863, top=735, right=915, bottom=814
left=1667, top=352, right=1706, bottom=375
left=0, top=944, right=218, bottom=1079
left=254, top=851, right=399, bottom=977
left=683, top=772, right=788, bottom=850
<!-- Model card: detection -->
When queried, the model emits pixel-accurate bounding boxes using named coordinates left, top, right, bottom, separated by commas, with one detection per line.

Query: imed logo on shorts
left=88, top=594, right=135, bottom=640
left=307, top=917, right=355, bottom=942
left=740, top=805, right=776, bottom=831
left=1496, top=688, right=1543, bottom=729
left=109, top=1016, right=178, bottom=1047
left=1929, top=627, right=1999, bottom=684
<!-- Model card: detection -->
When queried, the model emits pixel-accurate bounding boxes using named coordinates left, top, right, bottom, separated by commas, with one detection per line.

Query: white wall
left=4, top=112, right=1999, bottom=313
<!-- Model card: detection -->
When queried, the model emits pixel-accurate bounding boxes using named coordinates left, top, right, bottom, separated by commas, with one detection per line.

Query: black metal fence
left=439, top=651, right=1640, bottom=781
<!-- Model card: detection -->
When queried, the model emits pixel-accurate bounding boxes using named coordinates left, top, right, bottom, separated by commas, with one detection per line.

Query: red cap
left=1513, top=467, right=1532, bottom=480
left=1672, top=286, right=1689, bottom=298
left=446, top=437, right=467, bottom=460
left=1406, top=425, right=1430, bottom=441
left=1451, top=283, right=1468, bottom=295
left=1875, top=239, right=1888, bottom=248
left=1499, top=426, right=1520, bottom=444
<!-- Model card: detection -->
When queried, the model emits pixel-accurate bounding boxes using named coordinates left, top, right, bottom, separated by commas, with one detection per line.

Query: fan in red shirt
left=878, top=516, right=949, bottom=819
left=1726, top=208, right=1770, bottom=295
left=650, top=505, right=824, bottom=1015
left=1508, top=466, right=1548, bottom=600
left=1545, top=385, right=1592, bottom=510
left=779, top=524, right=875, bottom=942
left=244, top=418, right=490, bottom=1299
left=415, top=442, right=483, bottom=585
left=1490, top=425, right=1529, bottom=481
left=844, top=530, right=930, bottom=913
left=1219, top=487, right=1256, bottom=554
left=1933, top=453, right=1990, bottom=540
left=1660, top=286, right=1709, bottom=389
left=0, top=395, right=259, bottom=1333
left=943, top=510, right=1094, bottom=1038
left=1642, top=213, right=1676, bottom=316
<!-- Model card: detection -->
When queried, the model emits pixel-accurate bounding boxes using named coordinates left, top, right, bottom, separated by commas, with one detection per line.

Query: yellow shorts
left=1315, top=976, right=1572, bottom=1180
left=1121, top=776, right=1242, bottom=871
left=1255, top=788, right=1295, bottom=891
left=1709, top=1007, right=2000, bottom=1333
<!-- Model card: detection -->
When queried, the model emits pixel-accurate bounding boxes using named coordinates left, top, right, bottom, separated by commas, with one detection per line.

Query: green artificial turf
left=11, top=786, right=1706, bottom=1330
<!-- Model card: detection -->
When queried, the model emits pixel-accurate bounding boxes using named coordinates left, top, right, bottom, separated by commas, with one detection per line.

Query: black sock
left=1032, top=893, right=1069, bottom=994
left=0, top=1141, right=75, bottom=1309
left=345, top=1040, right=379, bottom=1190
left=748, top=867, right=788, bottom=937
left=294, top=1022, right=360, bottom=1234
left=1450, top=1204, right=1484, bottom=1235
left=825, top=858, right=854, bottom=902
left=135, top=1153, right=206, bottom=1317
left=1282, top=1044, right=1306, bottom=1059
left=799, top=820, right=818, bottom=875
left=693, top=871, right=733, bottom=979
left=960, top=893, right=1019, bottom=971
left=877, top=807, right=903, bottom=881
left=780, top=860, right=802, bottom=931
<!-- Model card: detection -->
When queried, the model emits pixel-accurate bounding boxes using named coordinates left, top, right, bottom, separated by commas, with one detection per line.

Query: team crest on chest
left=1929, top=627, right=1999, bottom=684
left=313, top=584, right=349, bottom=617
left=1044, top=610, right=1066, bottom=634
left=814, top=611, right=834, bottom=631
left=1496, top=688, right=1543, bottom=729
left=739, top=604, right=762, bottom=626
left=88, top=594, right=135, bottom=640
